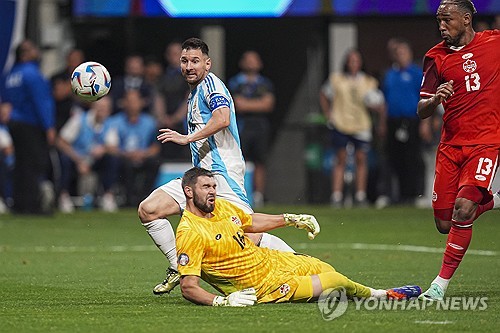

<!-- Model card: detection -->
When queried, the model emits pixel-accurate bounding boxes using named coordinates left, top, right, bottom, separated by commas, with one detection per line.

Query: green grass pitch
left=0, top=206, right=499, bottom=332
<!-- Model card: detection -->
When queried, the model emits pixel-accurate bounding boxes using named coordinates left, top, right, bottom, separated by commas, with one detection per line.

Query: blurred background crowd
left=1, top=0, right=500, bottom=215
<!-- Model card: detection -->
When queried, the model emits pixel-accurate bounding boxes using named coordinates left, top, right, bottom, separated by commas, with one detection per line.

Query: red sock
left=438, top=220, right=473, bottom=279
left=475, top=200, right=494, bottom=219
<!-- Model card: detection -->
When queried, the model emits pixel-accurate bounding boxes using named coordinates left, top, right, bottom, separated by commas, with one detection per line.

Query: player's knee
left=137, top=197, right=158, bottom=224
left=434, top=218, right=451, bottom=234
left=452, top=197, right=476, bottom=222
left=433, top=208, right=452, bottom=234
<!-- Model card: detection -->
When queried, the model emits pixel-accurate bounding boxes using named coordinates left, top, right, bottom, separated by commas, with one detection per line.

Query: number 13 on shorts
left=432, top=144, right=499, bottom=209
left=475, top=157, right=494, bottom=181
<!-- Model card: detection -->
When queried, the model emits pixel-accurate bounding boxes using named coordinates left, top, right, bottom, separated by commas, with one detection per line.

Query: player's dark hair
left=181, top=38, right=209, bottom=56
left=182, top=167, right=215, bottom=190
left=440, top=0, right=477, bottom=15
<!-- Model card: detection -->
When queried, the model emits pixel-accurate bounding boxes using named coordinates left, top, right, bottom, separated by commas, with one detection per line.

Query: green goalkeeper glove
left=283, top=214, right=320, bottom=240
left=212, top=288, right=257, bottom=307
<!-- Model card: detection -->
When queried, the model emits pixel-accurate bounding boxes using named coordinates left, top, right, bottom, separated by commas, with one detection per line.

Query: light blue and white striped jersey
left=187, top=72, right=249, bottom=205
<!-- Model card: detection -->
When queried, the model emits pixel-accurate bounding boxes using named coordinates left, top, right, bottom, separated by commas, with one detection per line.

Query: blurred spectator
left=382, top=38, right=429, bottom=205
left=56, top=96, right=119, bottom=213
left=50, top=49, right=88, bottom=209
left=144, top=55, right=164, bottom=89
left=319, top=49, right=385, bottom=208
left=0, top=40, right=56, bottom=214
left=51, top=49, right=86, bottom=132
left=228, top=50, right=275, bottom=207
left=155, top=41, right=190, bottom=162
left=108, top=90, right=160, bottom=207
left=112, top=54, right=154, bottom=114
left=0, top=124, right=14, bottom=213
left=386, top=37, right=401, bottom=62
left=53, top=48, right=85, bottom=80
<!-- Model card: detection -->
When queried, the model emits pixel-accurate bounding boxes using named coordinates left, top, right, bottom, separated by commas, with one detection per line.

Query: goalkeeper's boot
left=386, top=285, right=422, bottom=300
left=153, top=268, right=180, bottom=295
left=418, top=283, right=445, bottom=301
left=493, top=191, right=500, bottom=209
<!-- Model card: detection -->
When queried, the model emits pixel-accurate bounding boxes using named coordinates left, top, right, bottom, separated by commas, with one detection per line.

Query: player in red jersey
left=417, top=0, right=500, bottom=300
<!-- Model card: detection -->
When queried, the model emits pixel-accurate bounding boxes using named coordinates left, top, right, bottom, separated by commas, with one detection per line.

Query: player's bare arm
left=180, top=275, right=218, bottom=305
left=417, top=80, right=454, bottom=119
left=157, top=107, right=230, bottom=145
left=180, top=275, right=257, bottom=307
left=244, top=213, right=286, bottom=233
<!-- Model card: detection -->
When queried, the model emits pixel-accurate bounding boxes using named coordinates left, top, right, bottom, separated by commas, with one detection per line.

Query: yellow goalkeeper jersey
left=176, top=198, right=327, bottom=303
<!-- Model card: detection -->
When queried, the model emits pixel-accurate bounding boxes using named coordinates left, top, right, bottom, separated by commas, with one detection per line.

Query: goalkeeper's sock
left=318, top=272, right=372, bottom=299
left=259, top=233, right=294, bottom=252
left=143, top=218, right=178, bottom=270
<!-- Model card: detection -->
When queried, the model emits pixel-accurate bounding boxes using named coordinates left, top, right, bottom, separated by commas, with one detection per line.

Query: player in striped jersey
left=138, top=38, right=296, bottom=295
left=177, top=167, right=421, bottom=306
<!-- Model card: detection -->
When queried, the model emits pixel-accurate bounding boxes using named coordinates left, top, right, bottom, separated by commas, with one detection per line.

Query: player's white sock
left=259, top=233, right=295, bottom=252
left=432, top=275, right=450, bottom=292
left=493, top=191, right=500, bottom=209
left=143, top=218, right=178, bottom=271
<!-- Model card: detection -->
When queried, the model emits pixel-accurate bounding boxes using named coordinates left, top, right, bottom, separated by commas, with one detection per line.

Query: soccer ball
left=71, top=61, right=111, bottom=102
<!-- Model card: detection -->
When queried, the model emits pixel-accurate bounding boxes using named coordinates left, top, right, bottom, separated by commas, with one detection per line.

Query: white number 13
left=476, top=157, right=493, bottom=175
left=465, top=73, right=480, bottom=92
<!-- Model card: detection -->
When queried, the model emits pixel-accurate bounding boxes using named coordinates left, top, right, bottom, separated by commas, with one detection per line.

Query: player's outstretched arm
left=180, top=275, right=256, bottom=306
left=244, top=213, right=320, bottom=240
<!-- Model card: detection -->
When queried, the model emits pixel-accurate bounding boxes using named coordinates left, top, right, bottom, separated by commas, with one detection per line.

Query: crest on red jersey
left=463, top=58, right=477, bottom=73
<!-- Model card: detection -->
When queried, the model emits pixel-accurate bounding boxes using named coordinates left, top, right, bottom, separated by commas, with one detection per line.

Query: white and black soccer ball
left=71, top=61, right=111, bottom=102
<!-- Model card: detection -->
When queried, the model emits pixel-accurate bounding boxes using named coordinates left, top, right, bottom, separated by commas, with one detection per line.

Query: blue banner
left=0, top=0, right=26, bottom=75
left=73, top=0, right=500, bottom=17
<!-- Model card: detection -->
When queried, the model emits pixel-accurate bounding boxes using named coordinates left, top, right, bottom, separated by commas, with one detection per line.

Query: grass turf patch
left=0, top=207, right=498, bottom=332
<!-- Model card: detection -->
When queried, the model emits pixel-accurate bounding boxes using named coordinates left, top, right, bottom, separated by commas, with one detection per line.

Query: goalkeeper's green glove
left=283, top=214, right=320, bottom=240
left=212, top=288, right=257, bottom=307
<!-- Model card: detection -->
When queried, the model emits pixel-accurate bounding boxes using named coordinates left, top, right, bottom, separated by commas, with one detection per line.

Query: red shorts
left=432, top=143, right=500, bottom=210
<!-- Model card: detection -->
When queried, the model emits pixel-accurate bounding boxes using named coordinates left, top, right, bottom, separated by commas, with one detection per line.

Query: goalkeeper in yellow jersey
left=177, top=167, right=421, bottom=306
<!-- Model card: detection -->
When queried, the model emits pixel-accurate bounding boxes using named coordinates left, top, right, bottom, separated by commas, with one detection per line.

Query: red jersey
left=420, top=30, right=500, bottom=145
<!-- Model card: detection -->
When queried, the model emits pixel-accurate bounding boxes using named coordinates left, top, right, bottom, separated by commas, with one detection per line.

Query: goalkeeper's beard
left=193, top=192, right=215, bottom=213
